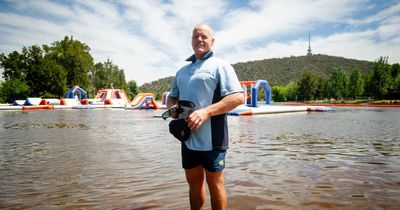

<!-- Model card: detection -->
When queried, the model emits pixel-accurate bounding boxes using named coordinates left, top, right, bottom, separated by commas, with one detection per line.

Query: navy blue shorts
left=181, top=143, right=226, bottom=172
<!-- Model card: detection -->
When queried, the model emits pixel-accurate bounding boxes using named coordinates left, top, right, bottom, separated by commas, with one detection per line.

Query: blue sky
left=0, top=0, right=399, bottom=85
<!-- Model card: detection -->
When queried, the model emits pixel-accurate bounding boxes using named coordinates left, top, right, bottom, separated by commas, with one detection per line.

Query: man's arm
left=187, top=92, right=244, bottom=130
left=166, top=95, right=179, bottom=109
left=167, top=95, right=179, bottom=118
left=204, top=92, right=244, bottom=116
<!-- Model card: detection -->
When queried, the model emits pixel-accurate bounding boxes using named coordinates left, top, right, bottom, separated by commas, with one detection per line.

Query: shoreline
left=285, top=100, right=400, bottom=108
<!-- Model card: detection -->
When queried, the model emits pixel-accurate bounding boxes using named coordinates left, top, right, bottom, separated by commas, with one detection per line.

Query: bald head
left=193, top=24, right=214, bottom=38
left=191, top=24, right=215, bottom=59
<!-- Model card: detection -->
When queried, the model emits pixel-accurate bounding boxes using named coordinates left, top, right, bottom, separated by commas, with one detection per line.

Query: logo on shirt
left=218, top=160, right=224, bottom=166
left=197, top=69, right=211, bottom=74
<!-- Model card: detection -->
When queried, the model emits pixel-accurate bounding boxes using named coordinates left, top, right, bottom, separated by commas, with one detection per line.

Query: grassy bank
left=286, top=99, right=400, bottom=107
left=323, top=99, right=400, bottom=105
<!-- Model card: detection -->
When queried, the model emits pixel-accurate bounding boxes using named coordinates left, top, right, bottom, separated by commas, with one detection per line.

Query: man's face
left=192, top=27, right=214, bottom=59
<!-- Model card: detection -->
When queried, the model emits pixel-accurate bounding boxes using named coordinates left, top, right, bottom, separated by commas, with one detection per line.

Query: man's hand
left=169, top=105, right=179, bottom=119
left=187, top=108, right=210, bottom=130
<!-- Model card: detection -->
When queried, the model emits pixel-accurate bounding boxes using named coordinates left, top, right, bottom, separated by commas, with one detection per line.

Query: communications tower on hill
left=307, top=31, right=312, bottom=56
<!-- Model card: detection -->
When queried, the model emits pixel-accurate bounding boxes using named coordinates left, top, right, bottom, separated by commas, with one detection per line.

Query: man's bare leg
left=205, top=170, right=226, bottom=210
left=185, top=166, right=206, bottom=210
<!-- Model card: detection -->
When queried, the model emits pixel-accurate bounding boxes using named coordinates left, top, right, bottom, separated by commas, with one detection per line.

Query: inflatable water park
left=0, top=85, right=159, bottom=111
left=228, top=80, right=331, bottom=115
left=0, top=80, right=338, bottom=114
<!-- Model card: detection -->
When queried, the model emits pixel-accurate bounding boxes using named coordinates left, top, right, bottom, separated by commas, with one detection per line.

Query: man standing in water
left=167, top=24, right=244, bottom=210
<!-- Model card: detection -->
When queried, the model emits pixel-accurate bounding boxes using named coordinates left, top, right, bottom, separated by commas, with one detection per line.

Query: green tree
left=0, top=50, right=27, bottom=81
left=91, top=59, right=127, bottom=91
left=0, top=37, right=134, bottom=100
left=0, top=79, right=30, bottom=103
left=297, top=71, right=318, bottom=101
left=0, top=46, right=68, bottom=99
left=35, top=58, right=67, bottom=98
left=368, top=57, right=392, bottom=99
left=387, top=63, right=400, bottom=99
left=272, top=85, right=286, bottom=102
left=329, top=68, right=349, bottom=100
left=315, top=77, right=329, bottom=100
left=363, top=71, right=373, bottom=98
left=22, top=46, right=46, bottom=96
left=391, top=74, right=400, bottom=99
left=45, top=36, right=93, bottom=90
left=92, top=62, right=107, bottom=90
left=126, top=80, right=138, bottom=99
left=348, top=67, right=364, bottom=100
left=285, top=82, right=298, bottom=101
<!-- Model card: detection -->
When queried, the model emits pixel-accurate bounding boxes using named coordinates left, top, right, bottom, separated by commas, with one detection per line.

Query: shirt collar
left=185, top=51, right=213, bottom=63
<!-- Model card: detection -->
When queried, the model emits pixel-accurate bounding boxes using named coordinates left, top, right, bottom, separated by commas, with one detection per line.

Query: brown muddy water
left=0, top=107, right=399, bottom=209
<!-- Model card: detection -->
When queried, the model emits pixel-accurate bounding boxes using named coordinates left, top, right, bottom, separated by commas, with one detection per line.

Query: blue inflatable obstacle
left=251, top=80, right=271, bottom=107
left=13, top=98, right=42, bottom=106
left=65, top=85, right=87, bottom=100
left=230, top=79, right=331, bottom=116
left=240, top=80, right=271, bottom=107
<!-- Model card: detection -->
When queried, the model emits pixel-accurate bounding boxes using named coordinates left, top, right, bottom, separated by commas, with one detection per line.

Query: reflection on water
left=0, top=108, right=399, bottom=209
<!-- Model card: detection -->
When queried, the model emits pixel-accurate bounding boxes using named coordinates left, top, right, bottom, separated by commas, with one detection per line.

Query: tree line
left=139, top=56, right=400, bottom=102
left=233, top=54, right=375, bottom=86
left=271, top=57, right=400, bottom=102
left=1, top=36, right=399, bottom=103
left=0, top=36, right=138, bottom=103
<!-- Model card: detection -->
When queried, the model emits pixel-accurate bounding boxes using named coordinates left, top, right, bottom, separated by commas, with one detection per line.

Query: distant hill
left=233, top=54, right=374, bottom=86
left=139, top=54, right=375, bottom=96
left=140, top=76, right=175, bottom=97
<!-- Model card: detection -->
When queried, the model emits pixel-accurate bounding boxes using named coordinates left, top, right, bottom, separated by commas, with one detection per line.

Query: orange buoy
left=22, top=105, right=54, bottom=110
left=80, top=99, right=89, bottom=105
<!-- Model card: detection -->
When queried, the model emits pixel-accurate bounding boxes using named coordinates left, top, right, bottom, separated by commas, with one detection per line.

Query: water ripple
left=0, top=108, right=399, bottom=209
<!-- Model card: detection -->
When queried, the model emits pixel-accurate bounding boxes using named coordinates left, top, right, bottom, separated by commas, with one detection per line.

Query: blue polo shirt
left=170, top=51, right=243, bottom=151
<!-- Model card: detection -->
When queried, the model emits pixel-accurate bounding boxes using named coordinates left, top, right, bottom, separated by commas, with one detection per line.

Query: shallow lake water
left=0, top=107, right=399, bottom=209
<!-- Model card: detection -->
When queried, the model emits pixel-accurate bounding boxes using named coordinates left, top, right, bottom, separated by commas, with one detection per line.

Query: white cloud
left=12, top=0, right=74, bottom=19
left=0, top=13, right=68, bottom=55
left=0, top=0, right=399, bottom=85
left=214, top=0, right=365, bottom=51
left=348, top=2, right=400, bottom=25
